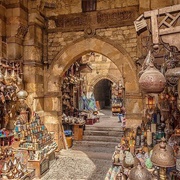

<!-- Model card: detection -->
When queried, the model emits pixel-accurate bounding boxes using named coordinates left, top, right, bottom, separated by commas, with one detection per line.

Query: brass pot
left=128, top=163, right=151, bottom=180
left=151, top=138, right=175, bottom=167
left=139, top=54, right=166, bottom=93
left=14, top=171, right=19, bottom=179
left=17, top=162, right=23, bottom=172
left=12, top=157, right=18, bottom=166
left=116, top=172, right=127, bottom=180
left=7, top=148, right=13, bottom=157
left=12, top=166, right=18, bottom=175
left=19, top=171, right=24, bottom=178
left=2, top=162, right=10, bottom=173
left=8, top=159, right=14, bottom=170
left=22, top=164, right=27, bottom=173
left=7, top=170, right=14, bottom=179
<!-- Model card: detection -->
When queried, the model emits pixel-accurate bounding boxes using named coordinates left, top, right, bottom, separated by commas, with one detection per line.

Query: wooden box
left=73, top=125, right=83, bottom=140
left=85, top=118, right=94, bottom=125
left=27, top=157, right=49, bottom=178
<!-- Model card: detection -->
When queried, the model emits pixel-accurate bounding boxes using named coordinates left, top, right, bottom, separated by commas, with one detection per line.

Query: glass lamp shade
left=151, top=138, right=175, bottom=167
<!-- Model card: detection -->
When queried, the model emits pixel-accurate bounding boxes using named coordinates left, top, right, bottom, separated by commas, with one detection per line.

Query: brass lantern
left=139, top=52, right=166, bottom=93
left=151, top=138, right=175, bottom=180
left=128, top=163, right=152, bottom=180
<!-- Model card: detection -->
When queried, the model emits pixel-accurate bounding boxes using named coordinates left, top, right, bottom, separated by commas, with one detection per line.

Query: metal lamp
left=151, top=138, right=175, bottom=180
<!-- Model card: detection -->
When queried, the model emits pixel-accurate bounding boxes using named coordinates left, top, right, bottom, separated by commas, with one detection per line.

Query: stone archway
left=87, top=74, right=120, bottom=92
left=43, top=36, right=143, bottom=149
left=45, top=36, right=139, bottom=94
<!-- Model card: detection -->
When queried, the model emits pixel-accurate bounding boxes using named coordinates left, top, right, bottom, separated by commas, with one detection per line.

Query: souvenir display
left=14, top=113, right=57, bottom=161
left=62, top=114, right=85, bottom=125
left=0, top=147, right=34, bottom=179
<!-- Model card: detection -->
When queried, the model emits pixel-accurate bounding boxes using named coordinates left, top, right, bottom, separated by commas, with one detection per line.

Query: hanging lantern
left=139, top=63, right=166, bottom=93
left=146, top=95, right=155, bottom=109
left=17, top=89, right=28, bottom=100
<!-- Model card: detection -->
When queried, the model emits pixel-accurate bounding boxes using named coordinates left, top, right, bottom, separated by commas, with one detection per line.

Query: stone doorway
left=94, top=79, right=112, bottom=109
left=43, top=36, right=142, bottom=150
left=44, top=36, right=141, bottom=120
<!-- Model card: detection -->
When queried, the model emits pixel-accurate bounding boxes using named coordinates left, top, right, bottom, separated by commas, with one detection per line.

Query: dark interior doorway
left=94, top=79, right=112, bottom=109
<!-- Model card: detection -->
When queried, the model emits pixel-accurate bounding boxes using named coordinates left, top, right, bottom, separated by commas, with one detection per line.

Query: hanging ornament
left=139, top=52, right=166, bottom=93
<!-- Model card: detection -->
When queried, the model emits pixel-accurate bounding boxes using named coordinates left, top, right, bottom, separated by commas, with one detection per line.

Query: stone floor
left=38, top=109, right=121, bottom=180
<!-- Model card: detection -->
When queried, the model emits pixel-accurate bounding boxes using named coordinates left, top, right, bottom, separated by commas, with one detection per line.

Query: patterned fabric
left=105, top=165, right=121, bottom=180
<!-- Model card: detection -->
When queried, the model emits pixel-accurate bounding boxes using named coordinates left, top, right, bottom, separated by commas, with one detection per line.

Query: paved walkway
left=92, top=109, right=122, bottom=128
left=40, top=109, right=121, bottom=180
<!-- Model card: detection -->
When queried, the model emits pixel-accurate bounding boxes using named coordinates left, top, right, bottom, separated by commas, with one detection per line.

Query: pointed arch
left=45, top=36, right=139, bottom=93
left=87, top=74, right=120, bottom=92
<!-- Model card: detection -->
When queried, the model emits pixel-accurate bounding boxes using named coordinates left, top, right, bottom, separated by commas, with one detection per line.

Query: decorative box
left=85, top=118, right=94, bottom=125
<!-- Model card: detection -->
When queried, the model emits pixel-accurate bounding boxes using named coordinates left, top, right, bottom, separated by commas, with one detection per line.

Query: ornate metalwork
left=151, top=138, right=175, bottom=167
left=139, top=52, right=166, bottom=93
left=128, top=163, right=151, bottom=180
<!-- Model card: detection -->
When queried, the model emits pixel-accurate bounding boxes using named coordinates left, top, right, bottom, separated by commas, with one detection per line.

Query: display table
left=27, top=156, right=49, bottom=178
left=85, top=118, right=94, bottom=125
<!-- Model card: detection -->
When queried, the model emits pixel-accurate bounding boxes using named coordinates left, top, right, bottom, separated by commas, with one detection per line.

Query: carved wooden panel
left=50, top=6, right=138, bottom=32
left=141, top=4, right=180, bottom=49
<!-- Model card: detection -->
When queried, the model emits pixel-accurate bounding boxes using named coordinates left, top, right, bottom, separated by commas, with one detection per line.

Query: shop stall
left=105, top=52, right=180, bottom=180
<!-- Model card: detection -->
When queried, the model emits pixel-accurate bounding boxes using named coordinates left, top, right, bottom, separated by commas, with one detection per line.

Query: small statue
left=123, top=151, right=134, bottom=168
left=112, top=150, right=120, bottom=164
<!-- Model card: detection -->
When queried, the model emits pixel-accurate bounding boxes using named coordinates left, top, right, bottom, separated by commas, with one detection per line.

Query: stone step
left=83, top=135, right=120, bottom=143
left=85, top=126, right=123, bottom=132
left=73, top=140, right=118, bottom=148
left=71, top=145, right=115, bottom=154
left=84, top=130, right=123, bottom=136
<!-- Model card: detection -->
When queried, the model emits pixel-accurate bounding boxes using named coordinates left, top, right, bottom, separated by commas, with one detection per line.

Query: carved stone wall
left=96, top=26, right=138, bottom=61
left=45, top=37, right=142, bottom=122
left=47, top=25, right=138, bottom=63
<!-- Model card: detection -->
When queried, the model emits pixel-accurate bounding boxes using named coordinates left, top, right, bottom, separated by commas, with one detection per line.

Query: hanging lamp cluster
left=139, top=51, right=166, bottom=93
